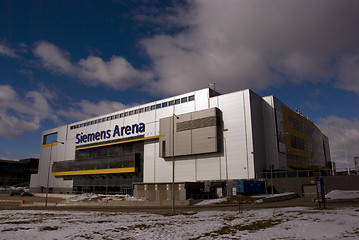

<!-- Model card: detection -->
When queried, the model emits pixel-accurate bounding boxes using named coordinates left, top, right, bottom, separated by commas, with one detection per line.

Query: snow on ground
left=326, top=190, right=359, bottom=200
left=194, top=198, right=228, bottom=205
left=64, top=193, right=148, bottom=203
left=252, top=192, right=296, bottom=198
left=60, top=190, right=359, bottom=205
left=1, top=207, right=358, bottom=239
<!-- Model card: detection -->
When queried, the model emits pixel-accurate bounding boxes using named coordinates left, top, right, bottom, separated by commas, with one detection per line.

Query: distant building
left=0, top=158, right=39, bottom=186
left=30, top=88, right=331, bottom=196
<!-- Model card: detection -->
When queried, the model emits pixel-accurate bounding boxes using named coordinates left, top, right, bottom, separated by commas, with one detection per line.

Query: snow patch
left=194, top=197, right=228, bottom=205
left=65, top=193, right=148, bottom=203
left=326, top=190, right=359, bottom=200
left=1, top=207, right=358, bottom=239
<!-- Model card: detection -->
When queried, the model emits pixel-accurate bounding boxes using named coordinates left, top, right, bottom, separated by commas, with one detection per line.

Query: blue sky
left=0, top=0, right=358, bottom=170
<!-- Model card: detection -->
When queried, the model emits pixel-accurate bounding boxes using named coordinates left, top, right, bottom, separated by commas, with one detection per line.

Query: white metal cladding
left=209, top=90, right=255, bottom=180
left=30, top=87, right=331, bottom=192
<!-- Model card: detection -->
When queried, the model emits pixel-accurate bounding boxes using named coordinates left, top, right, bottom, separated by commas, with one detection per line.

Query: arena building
left=30, top=88, right=331, bottom=198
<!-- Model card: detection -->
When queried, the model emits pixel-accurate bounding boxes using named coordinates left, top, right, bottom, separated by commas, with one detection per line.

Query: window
left=162, top=102, right=168, bottom=108
left=124, top=112, right=128, bottom=117
left=151, top=105, right=156, bottom=110
left=102, top=118, right=106, bottom=122
left=139, top=108, right=144, bottom=113
left=156, top=104, right=161, bottom=109
left=145, top=106, right=150, bottom=112
left=169, top=100, right=174, bottom=106
left=107, top=117, right=111, bottom=121
left=181, top=97, right=187, bottom=103
left=43, top=132, right=58, bottom=145
left=115, top=114, right=120, bottom=119
left=91, top=121, right=95, bottom=124
left=120, top=113, right=124, bottom=118
left=111, top=116, right=115, bottom=120
left=70, top=126, right=74, bottom=130
left=129, top=111, right=134, bottom=116
left=175, top=99, right=180, bottom=105
left=189, top=95, right=195, bottom=101
left=98, top=119, right=102, bottom=123
left=134, top=109, right=139, bottom=114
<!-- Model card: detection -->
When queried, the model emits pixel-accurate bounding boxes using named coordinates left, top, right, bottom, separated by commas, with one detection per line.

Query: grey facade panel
left=249, top=90, right=267, bottom=174
left=159, top=108, right=222, bottom=158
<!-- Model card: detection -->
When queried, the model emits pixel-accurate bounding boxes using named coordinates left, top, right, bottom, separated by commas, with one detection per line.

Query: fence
left=256, top=167, right=357, bottom=179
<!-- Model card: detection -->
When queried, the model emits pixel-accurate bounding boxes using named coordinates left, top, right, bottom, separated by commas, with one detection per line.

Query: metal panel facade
left=159, top=108, right=220, bottom=158
left=30, top=88, right=331, bottom=193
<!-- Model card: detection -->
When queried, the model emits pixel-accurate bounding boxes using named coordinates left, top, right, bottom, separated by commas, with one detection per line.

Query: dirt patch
left=38, top=226, right=60, bottom=231
left=189, top=219, right=283, bottom=240
left=2, top=227, right=33, bottom=232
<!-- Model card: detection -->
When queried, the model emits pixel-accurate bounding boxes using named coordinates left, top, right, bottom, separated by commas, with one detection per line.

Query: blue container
left=236, top=180, right=256, bottom=194
left=254, top=180, right=266, bottom=193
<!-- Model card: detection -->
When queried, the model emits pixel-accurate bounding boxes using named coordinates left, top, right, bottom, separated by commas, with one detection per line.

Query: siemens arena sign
left=75, top=123, right=145, bottom=144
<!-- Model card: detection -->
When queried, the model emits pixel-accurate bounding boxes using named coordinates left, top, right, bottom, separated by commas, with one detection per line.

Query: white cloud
left=0, top=85, right=56, bottom=139
left=0, top=150, right=39, bottom=160
left=33, top=41, right=153, bottom=90
left=33, top=41, right=75, bottom=75
left=58, top=99, right=130, bottom=122
left=0, top=84, right=131, bottom=139
left=30, top=1, right=359, bottom=96
left=336, top=54, right=359, bottom=94
left=316, top=116, right=359, bottom=170
left=140, top=0, right=359, bottom=95
left=0, top=43, right=19, bottom=58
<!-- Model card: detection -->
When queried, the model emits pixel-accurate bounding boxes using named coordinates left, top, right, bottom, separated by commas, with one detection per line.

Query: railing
left=72, top=187, right=133, bottom=195
left=256, top=168, right=357, bottom=179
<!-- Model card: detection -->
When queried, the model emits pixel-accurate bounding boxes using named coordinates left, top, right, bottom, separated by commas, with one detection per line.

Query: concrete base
left=266, top=176, right=359, bottom=196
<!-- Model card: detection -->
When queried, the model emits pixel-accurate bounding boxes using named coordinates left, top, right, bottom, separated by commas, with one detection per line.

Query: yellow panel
left=286, top=148, right=311, bottom=158
left=283, top=107, right=311, bottom=158
left=76, top=135, right=165, bottom=150
left=51, top=167, right=136, bottom=176
left=42, top=142, right=58, bottom=148
left=288, top=163, right=325, bottom=170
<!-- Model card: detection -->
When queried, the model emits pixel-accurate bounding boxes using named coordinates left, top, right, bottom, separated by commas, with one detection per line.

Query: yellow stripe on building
left=42, top=142, right=58, bottom=147
left=51, top=167, right=136, bottom=176
left=75, top=134, right=165, bottom=150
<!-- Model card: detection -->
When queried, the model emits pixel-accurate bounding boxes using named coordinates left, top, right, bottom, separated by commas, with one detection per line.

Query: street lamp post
left=342, top=124, right=350, bottom=176
left=45, top=141, right=64, bottom=207
left=172, top=114, right=179, bottom=213
left=208, top=129, right=229, bottom=196
left=270, top=164, right=274, bottom=196
left=223, top=136, right=229, bottom=196
left=223, top=129, right=228, bottom=196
